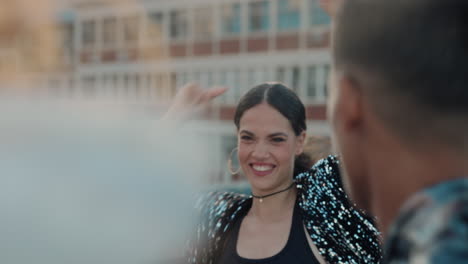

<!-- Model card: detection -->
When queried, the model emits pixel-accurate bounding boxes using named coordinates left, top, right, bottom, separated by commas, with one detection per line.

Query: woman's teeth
left=252, top=165, right=274, bottom=171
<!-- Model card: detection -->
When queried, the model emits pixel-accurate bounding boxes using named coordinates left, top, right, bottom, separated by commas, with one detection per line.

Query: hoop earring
left=227, top=147, right=241, bottom=175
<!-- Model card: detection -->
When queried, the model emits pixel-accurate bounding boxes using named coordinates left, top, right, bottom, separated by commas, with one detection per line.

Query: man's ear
left=336, top=75, right=363, bottom=133
left=296, top=131, right=307, bottom=156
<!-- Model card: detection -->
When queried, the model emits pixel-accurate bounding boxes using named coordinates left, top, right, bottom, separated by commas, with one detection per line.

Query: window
left=218, top=71, right=228, bottom=103
left=248, top=68, right=268, bottom=87
left=219, top=70, right=227, bottom=85
left=193, top=7, right=214, bottom=40
left=147, top=12, right=164, bottom=40
left=198, top=72, right=213, bottom=88
left=101, top=74, right=109, bottom=98
left=207, top=72, right=215, bottom=87
left=249, top=1, right=270, bottom=33
left=81, top=20, right=96, bottom=48
left=102, top=17, right=117, bottom=45
left=278, top=0, right=301, bottom=31
left=191, top=71, right=200, bottom=84
left=123, top=16, right=140, bottom=44
left=221, top=3, right=241, bottom=35
left=163, top=74, right=172, bottom=99
left=126, top=74, right=138, bottom=99
left=275, top=66, right=300, bottom=91
left=310, top=0, right=331, bottom=26
left=223, top=69, right=241, bottom=103
left=248, top=69, right=256, bottom=87
left=144, top=74, right=153, bottom=101
left=123, top=74, right=130, bottom=97
left=135, top=74, right=141, bottom=99
left=68, top=77, right=76, bottom=98
left=60, top=23, right=74, bottom=63
left=276, top=67, right=286, bottom=83
left=170, top=10, right=188, bottom=40
left=230, top=70, right=242, bottom=101
left=154, top=74, right=164, bottom=100
left=323, top=65, right=330, bottom=97
left=171, top=73, right=178, bottom=97
left=307, top=65, right=317, bottom=98
left=111, top=74, right=119, bottom=98
left=291, top=66, right=300, bottom=92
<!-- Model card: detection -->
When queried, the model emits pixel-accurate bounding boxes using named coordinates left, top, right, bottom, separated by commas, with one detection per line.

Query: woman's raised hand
left=319, top=0, right=343, bottom=17
left=162, top=83, right=227, bottom=121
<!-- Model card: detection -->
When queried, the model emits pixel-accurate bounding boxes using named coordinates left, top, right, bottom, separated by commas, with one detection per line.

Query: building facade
left=6, top=0, right=333, bottom=184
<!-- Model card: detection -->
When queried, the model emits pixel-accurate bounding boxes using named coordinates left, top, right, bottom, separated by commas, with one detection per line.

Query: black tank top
left=218, top=203, right=320, bottom=264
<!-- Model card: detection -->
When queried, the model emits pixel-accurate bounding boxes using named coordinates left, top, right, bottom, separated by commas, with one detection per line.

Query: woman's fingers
left=200, top=87, right=228, bottom=103
left=175, top=83, right=226, bottom=105
left=163, top=84, right=228, bottom=121
left=319, top=0, right=343, bottom=17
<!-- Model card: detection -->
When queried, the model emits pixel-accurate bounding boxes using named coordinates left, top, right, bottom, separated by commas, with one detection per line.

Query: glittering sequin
left=187, top=156, right=382, bottom=264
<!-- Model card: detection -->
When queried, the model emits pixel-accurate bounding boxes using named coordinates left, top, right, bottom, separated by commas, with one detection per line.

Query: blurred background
left=1, top=0, right=332, bottom=186
left=0, top=0, right=332, bottom=262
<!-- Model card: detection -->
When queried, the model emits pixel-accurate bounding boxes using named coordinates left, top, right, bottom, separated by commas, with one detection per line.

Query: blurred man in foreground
left=0, top=102, right=211, bottom=264
left=326, top=0, right=468, bottom=262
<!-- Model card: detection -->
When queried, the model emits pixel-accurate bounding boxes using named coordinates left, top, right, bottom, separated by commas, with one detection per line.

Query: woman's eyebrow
left=239, top=131, right=288, bottom=138
left=268, top=132, right=288, bottom=138
left=239, top=130, right=254, bottom=136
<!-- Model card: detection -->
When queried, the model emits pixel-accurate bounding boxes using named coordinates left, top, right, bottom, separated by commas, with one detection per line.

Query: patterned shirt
left=384, top=177, right=468, bottom=263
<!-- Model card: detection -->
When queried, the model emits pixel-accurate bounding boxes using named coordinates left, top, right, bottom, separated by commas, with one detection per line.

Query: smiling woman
left=176, top=83, right=382, bottom=264
left=234, top=84, right=308, bottom=197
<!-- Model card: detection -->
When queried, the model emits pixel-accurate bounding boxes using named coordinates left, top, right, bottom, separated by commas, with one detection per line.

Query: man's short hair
left=333, top=0, right=468, bottom=151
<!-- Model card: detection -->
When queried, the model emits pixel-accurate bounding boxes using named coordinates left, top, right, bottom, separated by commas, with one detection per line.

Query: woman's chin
left=247, top=178, right=279, bottom=194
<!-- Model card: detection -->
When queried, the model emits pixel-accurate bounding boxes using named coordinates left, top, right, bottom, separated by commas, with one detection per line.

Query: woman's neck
left=248, top=184, right=297, bottom=223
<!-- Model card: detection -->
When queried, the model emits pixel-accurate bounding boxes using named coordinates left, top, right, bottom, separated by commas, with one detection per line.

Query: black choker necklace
left=250, top=181, right=296, bottom=203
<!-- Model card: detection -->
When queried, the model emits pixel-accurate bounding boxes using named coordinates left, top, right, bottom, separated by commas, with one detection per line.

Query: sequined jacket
left=187, top=156, right=382, bottom=264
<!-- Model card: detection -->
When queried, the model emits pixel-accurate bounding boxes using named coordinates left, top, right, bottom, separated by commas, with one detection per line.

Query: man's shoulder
left=385, top=178, right=468, bottom=263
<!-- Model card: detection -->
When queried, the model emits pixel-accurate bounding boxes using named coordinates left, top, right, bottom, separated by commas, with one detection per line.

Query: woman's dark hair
left=233, top=83, right=311, bottom=176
